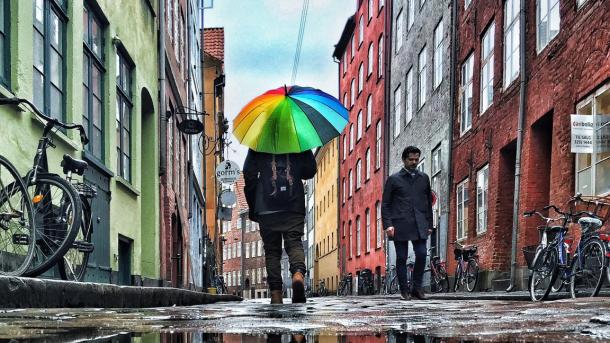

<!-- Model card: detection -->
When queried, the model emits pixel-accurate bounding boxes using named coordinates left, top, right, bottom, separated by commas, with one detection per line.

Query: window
left=258, top=240, right=263, bottom=256
left=376, top=201, right=382, bottom=248
left=251, top=241, right=256, bottom=257
left=350, top=124, right=354, bottom=151
left=368, top=43, right=374, bottom=76
left=394, top=85, right=402, bottom=137
left=537, top=0, right=560, bottom=51
left=365, top=209, right=371, bottom=253
left=418, top=46, right=427, bottom=108
left=342, top=178, right=346, bottom=204
left=480, top=22, right=495, bottom=113
left=460, top=54, right=474, bottom=134
left=368, top=0, right=373, bottom=21
left=349, top=221, right=353, bottom=258
left=465, top=0, right=471, bottom=8
left=245, top=242, right=250, bottom=258
left=116, top=51, right=133, bottom=181
left=366, top=95, right=372, bottom=127
left=376, top=121, right=382, bottom=169
left=366, top=148, right=371, bottom=180
left=476, top=165, right=489, bottom=234
left=34, top=0, right=67, bottom=123
left=356, top=216, right=361, bottom=256
left=237, top=242, right=241, bottom=257
left=577, top=0, right=588, bottom=7
left=420, top=0, right=426, bottom=8
left=379, top=0, right=384, bottom=11
left=358, top=63, right=364, bottom=93
left=378, top=35, right=383, bottom=78
left=357, top=110, right=363, bottom=140
left=343, top=52, right=347, bottom=76
left=359, top=15, right=364, bottom=46
left=349, top=169, right=353, bottom=197
left=395, top=10, right=403, bottom=52
left=356, top=159, right=362, bottom=189
left=223, top=245, right=227, bottom=260
left=343, top=222, right=346, bottom=238
left=351, top=79, right=355, bottom=106
left=575, top=85, right=610, bottom=196
left=343, top=135, right=347, bottom=160
left=0, top=0, right=9, bottom=87
left=351, top=34, right=355, bottom=59
left=408, top=0, right=415, bottom=29
left=406, top=68, right=413, bottom=124
left=417, top=159, right=425, bottom=173
left=433, top=19, right=444, bottom=89
left=456, top=179, right=469, bottom=240
left=504, top=0, right=519, bottom=87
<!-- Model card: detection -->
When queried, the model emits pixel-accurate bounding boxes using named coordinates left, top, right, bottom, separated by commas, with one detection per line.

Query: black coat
left=381, top=168, right=433, bottom=242
left=243, top=149, right=317, bottom=221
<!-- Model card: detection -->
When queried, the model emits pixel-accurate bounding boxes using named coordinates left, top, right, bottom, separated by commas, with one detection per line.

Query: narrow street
left=2, top=296, right=610, bottom=342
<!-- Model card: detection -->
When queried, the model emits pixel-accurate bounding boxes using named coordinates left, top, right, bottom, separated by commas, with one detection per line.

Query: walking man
left=382, top=146, right=434, bottom=300
left=243, top=149, right=317, bottom=304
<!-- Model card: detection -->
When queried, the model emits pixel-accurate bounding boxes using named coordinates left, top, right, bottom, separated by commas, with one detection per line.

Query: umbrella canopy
left=233, top=85, right=348, bottom=154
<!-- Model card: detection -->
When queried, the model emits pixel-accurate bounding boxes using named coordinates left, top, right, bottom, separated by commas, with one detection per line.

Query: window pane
left=50, top=50, right=62, bottom=88
left=83, top=7, right=89, bottom=43
left=50, top=86, right=62, bottom=120
left=34, top=33, right=44, bottom=71
left=34, top=0, right=44, bottom=31
left=93, top=98, right=102, bottom=127
left=91, top=18, right=102, bottom=58
left=33, top=70, right=44, bottom=110
left=92, top=66, right=101, bottom=96
left=50, top=11, right=61, bottom=50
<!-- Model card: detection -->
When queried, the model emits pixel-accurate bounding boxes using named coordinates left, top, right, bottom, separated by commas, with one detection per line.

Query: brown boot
left=292, top=272, right=306, bottom=303
left=270, top=290, right=283, bottom=304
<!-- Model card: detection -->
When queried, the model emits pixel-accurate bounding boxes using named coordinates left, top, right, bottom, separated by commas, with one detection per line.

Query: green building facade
left=0, top=0, right=160, bottom=284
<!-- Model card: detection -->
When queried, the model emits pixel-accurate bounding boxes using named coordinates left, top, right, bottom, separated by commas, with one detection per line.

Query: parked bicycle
left=0, top=97, right=89, bottom=278
left=214, top=275, right=227, bottom=294
left=337, top=273, right=352, bottom=296
left=452, top=241, right=479, bottom=292
left=318, top=279, right=328, bottom=296
left=524, top=200, right=607, bottom=301
left=358, top=268, right=375, bottom=295
left=382, top=265, right=400, bottom=295
left=426, top=246, right=450, bottom=293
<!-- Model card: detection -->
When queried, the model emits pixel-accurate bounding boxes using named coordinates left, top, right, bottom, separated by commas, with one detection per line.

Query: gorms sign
left=215, top=160, right=241, bottom=184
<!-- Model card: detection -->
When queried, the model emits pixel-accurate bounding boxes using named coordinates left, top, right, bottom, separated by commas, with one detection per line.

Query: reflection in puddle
left=4, top=331, right=467, bottom=343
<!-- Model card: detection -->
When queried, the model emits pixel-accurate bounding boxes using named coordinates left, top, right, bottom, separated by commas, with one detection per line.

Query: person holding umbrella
left=235, top=85, right=348, bottom=304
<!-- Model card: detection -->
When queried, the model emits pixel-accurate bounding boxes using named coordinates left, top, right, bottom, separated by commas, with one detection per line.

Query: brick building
left=449, top=0, right=610, bottom=290
left=333, top=0, right=387, bottom=293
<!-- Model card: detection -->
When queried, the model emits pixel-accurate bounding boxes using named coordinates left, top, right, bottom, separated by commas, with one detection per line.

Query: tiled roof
left=204, top=27, right=224, bottom=62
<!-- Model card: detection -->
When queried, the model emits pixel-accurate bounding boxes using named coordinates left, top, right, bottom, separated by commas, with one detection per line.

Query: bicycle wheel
left=0, top=156, right=35, bottom=276
left=432, top=265, right=450, bottom=293
left=389, top=275, right=399, bottom=294
left=465, top=259, right=479, bottom=292
left=23, top=175, right=82, bottom=277
left=529, top=247, right=557, bottom=301
left=453, top=262, right=462, bottom=292
left=570, top=238, right=606, bottom=298
left=58, top=198, right=92, bottom=281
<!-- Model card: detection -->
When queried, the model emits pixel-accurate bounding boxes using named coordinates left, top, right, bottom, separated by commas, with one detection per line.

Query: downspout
left=507, top=0, right=527, bottom=292
left=383, top=0, right=393, bottom=277
left=159, top=0, right=167, bottom=176
left=445, top=0, right=458, bottom=261
left=332, top=57, right=341, bottom=277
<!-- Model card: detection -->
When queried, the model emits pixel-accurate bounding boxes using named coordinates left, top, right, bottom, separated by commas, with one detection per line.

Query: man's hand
left=386, top=226, right=395, bottom=238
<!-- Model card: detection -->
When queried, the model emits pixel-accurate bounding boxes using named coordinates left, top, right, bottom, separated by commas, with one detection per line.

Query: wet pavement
left=1, top=295, right=610, bottom=342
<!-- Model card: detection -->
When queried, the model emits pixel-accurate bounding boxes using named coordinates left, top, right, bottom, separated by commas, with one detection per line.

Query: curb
left=0, top=276, right=242, bottom=308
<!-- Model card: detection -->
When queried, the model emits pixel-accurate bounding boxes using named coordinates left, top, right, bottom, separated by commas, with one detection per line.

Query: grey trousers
left=258, top=212, right=306, bottom=291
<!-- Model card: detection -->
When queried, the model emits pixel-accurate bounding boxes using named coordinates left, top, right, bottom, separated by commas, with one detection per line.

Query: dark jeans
left=395, top=239, right=427, bottom=292
left=258, top=212, right=306, bottom=291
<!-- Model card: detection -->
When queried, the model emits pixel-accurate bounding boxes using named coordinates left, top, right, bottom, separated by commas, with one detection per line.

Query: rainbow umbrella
left=233, top=85, right=349, bottom=154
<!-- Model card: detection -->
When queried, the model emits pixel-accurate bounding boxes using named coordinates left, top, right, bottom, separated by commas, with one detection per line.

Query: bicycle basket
left=570, top=196, right=610, bottom=225
left=522, top=245, right=538, bottom=270
left=72, top=182, right=97, bottom=199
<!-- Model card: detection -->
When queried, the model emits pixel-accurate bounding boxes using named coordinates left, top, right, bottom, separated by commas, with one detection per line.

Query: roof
left=203, top=27, right=224, bottom=62
left=332, top=16, right=355, bottom=60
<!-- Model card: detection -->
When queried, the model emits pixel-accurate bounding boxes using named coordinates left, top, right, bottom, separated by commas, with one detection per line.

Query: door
left=118, top=236, right=132, bottom=285
left=83, top=164, right=111, bottom=283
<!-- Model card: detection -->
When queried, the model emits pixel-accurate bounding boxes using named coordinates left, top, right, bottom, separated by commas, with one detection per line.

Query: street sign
left=571, top=114, right=610, bottom=153
left=220, top=190, right=237, bottom=206
left=216, top=160, right=241, bottom=184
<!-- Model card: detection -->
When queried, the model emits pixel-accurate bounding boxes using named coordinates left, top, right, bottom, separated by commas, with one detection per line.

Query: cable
left=290, top=0, right=309, bottom=85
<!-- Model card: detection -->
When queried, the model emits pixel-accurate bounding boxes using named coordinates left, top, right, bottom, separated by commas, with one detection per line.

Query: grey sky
left=204, top=0, right=355, bottom=166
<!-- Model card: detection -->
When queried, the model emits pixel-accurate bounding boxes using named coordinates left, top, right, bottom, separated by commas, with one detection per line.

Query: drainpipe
left=332, top=57, right=341, bottom=278
left=507, top=0, right=527, bottom=292
left=445, top=0, right=458, bottom=262
left=159, top=0, right=167, bottom=176
left=383, top=0, right=393, bottom=278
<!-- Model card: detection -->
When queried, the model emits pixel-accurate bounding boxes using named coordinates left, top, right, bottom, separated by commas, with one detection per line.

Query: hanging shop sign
left=570, top=114, right=610, bottom=153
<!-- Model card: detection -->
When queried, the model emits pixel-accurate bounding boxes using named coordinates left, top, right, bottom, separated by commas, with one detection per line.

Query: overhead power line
left=291, top=0, right=310, bottom=85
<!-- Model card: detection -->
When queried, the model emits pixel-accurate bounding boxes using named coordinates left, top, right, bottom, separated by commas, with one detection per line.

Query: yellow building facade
left=313, top=138, right=340, bottom=294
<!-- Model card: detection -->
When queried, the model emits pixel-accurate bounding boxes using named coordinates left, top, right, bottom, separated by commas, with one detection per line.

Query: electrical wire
left=290, top=0, right=310, bottom=85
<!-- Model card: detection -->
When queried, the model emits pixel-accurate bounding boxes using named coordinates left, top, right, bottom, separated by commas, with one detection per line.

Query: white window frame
left=368, top=43, right=374, bottom=77
left=357, top=110, right=363, bottom=140
left=358, top=63, right=364, bottom=93
left=476, top=165, right=489, bottom=234
left=395, top=9, right=403, bottom=53
left=343, top=93, right=348, bottom=107
left=349, top=169, right=353, bottom=197
left=460, top=54, right=474, bottom=135
left=351, top=79, right=355, bottom=106
left=456, top=179, right=469, bottom=240
left=343, top=51, right=347, bottom=76
left=465, top=0, right=471, bottom=8
left=376, top=201, right=382, bottom=248
left=343, top=135, right=347, bottom=160
left=406, top=68, right=413, bottom=125
left=433, top=19, right=444, bottom=89
left=350, top=124, right=354, bottom=151
left=356, top=216, right=361, bottom=256
left=366, top=95, right=372, bottom=127
left=342, top=178, right=346, bottom=203
left=379, top=0, right=384, bottom=11
left=378, top=35, right=383, bottom=78
left=394, top=84, right=402, bottom=137
left=480, top=22, right=495, bottom=114
left=536, top=0, right=560, bottom=52
left=577, top=0, right=588, bottom=8
left=245, top=242, right=250, bottom=258
left=351, top=34, right=355, bottom=59
left=376, top=121, right=381, bottom=169
left=349, top=221, right=353, bottom=258
left=359, top=15, right=364, bottom=46
left=368, top=0, right=373, bottom=21
left=408, top=0, right=415, bottom=29
left=418, top=46, right=427, bottom=108
left=366, top=148, right=371, bottom=180
left=504, top=0, right=520, bottom=88
left=365, top=208, right=371, bottom=253
left=356, top=159, right=362, bottom=189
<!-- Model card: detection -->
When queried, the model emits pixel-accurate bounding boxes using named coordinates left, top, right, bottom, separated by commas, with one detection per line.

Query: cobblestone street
left=2, top=296, right=610, bottom=342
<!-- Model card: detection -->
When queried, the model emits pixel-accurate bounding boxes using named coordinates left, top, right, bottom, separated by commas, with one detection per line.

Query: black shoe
left=400, top=291, right=411, bottom=301
left=411, top=288, right=427, bottom=300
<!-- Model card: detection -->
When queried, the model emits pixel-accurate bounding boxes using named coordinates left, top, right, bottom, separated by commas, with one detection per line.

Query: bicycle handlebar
left=0, top=97, right=89, bottom=145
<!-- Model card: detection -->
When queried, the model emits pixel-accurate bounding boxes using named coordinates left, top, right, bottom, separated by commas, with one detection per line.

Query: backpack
left=261, top=154, right=295, bottom=208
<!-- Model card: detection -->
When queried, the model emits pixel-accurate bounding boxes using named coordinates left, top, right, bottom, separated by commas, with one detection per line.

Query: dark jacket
left=381, top=168, right=433, bottom=242
left=243, top=149, right=317, bottom=221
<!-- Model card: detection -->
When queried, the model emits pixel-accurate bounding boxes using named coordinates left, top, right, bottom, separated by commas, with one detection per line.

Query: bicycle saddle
left=61, top=154, right=88, bottom=176
left=578, top=217, right=603, bottom=232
